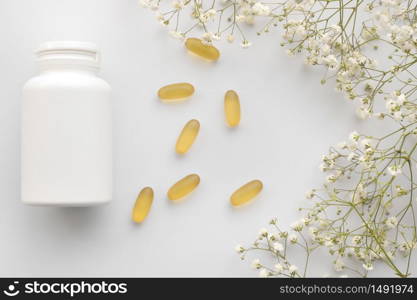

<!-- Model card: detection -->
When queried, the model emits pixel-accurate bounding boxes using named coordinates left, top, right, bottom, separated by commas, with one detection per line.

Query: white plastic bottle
left=21, top=41, right=112, bottom=206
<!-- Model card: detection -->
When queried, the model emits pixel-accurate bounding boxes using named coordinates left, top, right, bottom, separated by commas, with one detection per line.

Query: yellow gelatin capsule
left=230, top=180, right=263, bottom=207
left=224, top=90, right=241, bottom=127
left=132, top=187, right=154, bottom=223
left=175, top=119, right=200, bottom=154
left=158, top=83, right=195, bottom=101
left=168, top=174, right=200, bottom=201
left=185, top=38, right=220, bottom=61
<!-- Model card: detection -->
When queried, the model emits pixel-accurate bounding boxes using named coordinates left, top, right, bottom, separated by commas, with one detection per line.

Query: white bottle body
left=21, top=42, right=112, bottom=206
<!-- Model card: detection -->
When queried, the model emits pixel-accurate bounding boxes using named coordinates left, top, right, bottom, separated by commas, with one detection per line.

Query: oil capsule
left=168, top=174, right=200, bottom=201
left=176, top=119, right=200, bottom=154
left=158, top=83, right=195, bottom=101
left=185, top=38, right=220, bottom=61
left=132, top=187, right=154, bottom=223
left=224, top=90, right=241, bottom=127
left=230, top=180, right=263, bottom=207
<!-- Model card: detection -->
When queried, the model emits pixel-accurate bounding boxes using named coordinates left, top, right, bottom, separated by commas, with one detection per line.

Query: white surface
left=0, top=0, right=407, bottom=277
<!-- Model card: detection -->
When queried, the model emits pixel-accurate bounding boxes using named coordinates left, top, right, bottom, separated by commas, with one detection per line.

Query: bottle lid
left=35, top=41, right=100, bottom=69
left=36, top=41, right=98, bottom=54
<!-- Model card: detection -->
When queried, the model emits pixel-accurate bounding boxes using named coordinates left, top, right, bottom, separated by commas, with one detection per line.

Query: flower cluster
left=240, top=126, right=417, bottom=277
left=140, top=0, right=276, bottom=47
left=236, top=218, right=308, bottom=277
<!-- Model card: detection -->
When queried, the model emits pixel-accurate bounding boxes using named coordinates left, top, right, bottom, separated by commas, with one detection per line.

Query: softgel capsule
left=158, top=83, right=195, bottom=101
left=176, top=119, right=200, bottom=154
left=185, top=38, right=220, bottom=61
left=224, top=90, right=241, bottom=127
left=168, top=174, right=200, bottom=201
left=132, top=187, right=154, bottom=223
left=230, top=180, right=263, bottom=206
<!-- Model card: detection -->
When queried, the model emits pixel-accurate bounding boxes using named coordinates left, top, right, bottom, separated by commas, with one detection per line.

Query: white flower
left=397, top=93, right=407, bottom=105
left=374, top=112, right=385, bottom=120
left=288, top=265, right=298, bottom=274
left=356, top=106, right=371, bottom=119
left=334, top=258, right=345, bottom=272
left=206, top=9, right=216, bottom=18
left=202, top=32, right=215, bottom=43
left=140, top=0, right=158, bottom=9
left=139, top=0, right=151, bottom=7
left=226, top=34, right=235, bottom=43
left=235, top=244, right=244, bottom=253
left=251, top=258, right=261, bottom=269
left=326, top=174, right=337, bottom=183
left=320, top=44, right=331, bottom=56
left=172, top=0, right=184, bottom=9
left=362, top=262, right=374, bottom=271
left=385, top=216, right=398, bottom=228
left=393, top=111, right=403, bottom=121
left=361, top=138, right=372, bottom=148
left=252, top=2, right=271, bottom=16
left=347, top=152, right=358, bottom=162
left=337, top=141, right=347, bottom=149
left=289, top=234, right=298, bottom=244
left=388, top=165, right=402, bottom=176
left=169, top=31, right=184, bottom=40
left=324, top=237, right=334, bottom=247
left=309, top=227, right=318, bottom=238
left=241, top=40, right=252, bottom=48
left=285, top=49, right=294, bottom=56
left=259, top=268, right=269, bottom=277
left=155, top=12, right=164, bottom=22
left=353, top=184, right=367, bottom=204
left=275, top=263, right=283, bottom=272
left=323, top=55, right=338, bottom=69
left=259, top=228, right=268, bottom=237
left=305, top=189, right=315, bottom=199
left=399, top=242, right=410, bottom=253
left=273, top=242, right=284, bottom=252
left=349, top=131, right=360, bottom=142
left=235, top=15, right=245, bottom=22
left=351, top=236, right=362, bottom=245
left=290, top=220, right=304, bottom=231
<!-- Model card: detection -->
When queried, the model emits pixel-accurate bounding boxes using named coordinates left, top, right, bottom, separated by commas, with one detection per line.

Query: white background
left=0, top=0, right=411, bottom=277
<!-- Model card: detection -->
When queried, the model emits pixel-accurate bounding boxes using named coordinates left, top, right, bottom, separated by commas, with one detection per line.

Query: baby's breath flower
left=289, top=234, right=298, bottom=244
left=275, top=263, right=284, bottom=272
left=362, top=262, right=374, bottom=271
left=226, top=34, right=235, bottom=43
left=241, top=40, right=252, bottom=49
left=288, top=265, right=298, bottom=274
left=388, top=165, right=402, bottom=177
left=259, top=268, right=270, bottom=277
left=273, top=242, right=284, bottom=252
left=305, top=189, right=316, bottom=199
left=172, top=0, right=184, bottom=9
left=252, top=2, right=271, bottom=16
left=235, top=244, right=245, bottom=253
left=334, top=258, right=345, bottom=272
left=251, top=259, right=261, bottom=269
left=385, top=216, right=398, bottom=229
left=349, top=131, right=360, bottom=142
left=169, top=31, right=184, bottom=40
left=259, top=228, right=268, bottom=238
left=290, top=220, right=304, bottom=232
